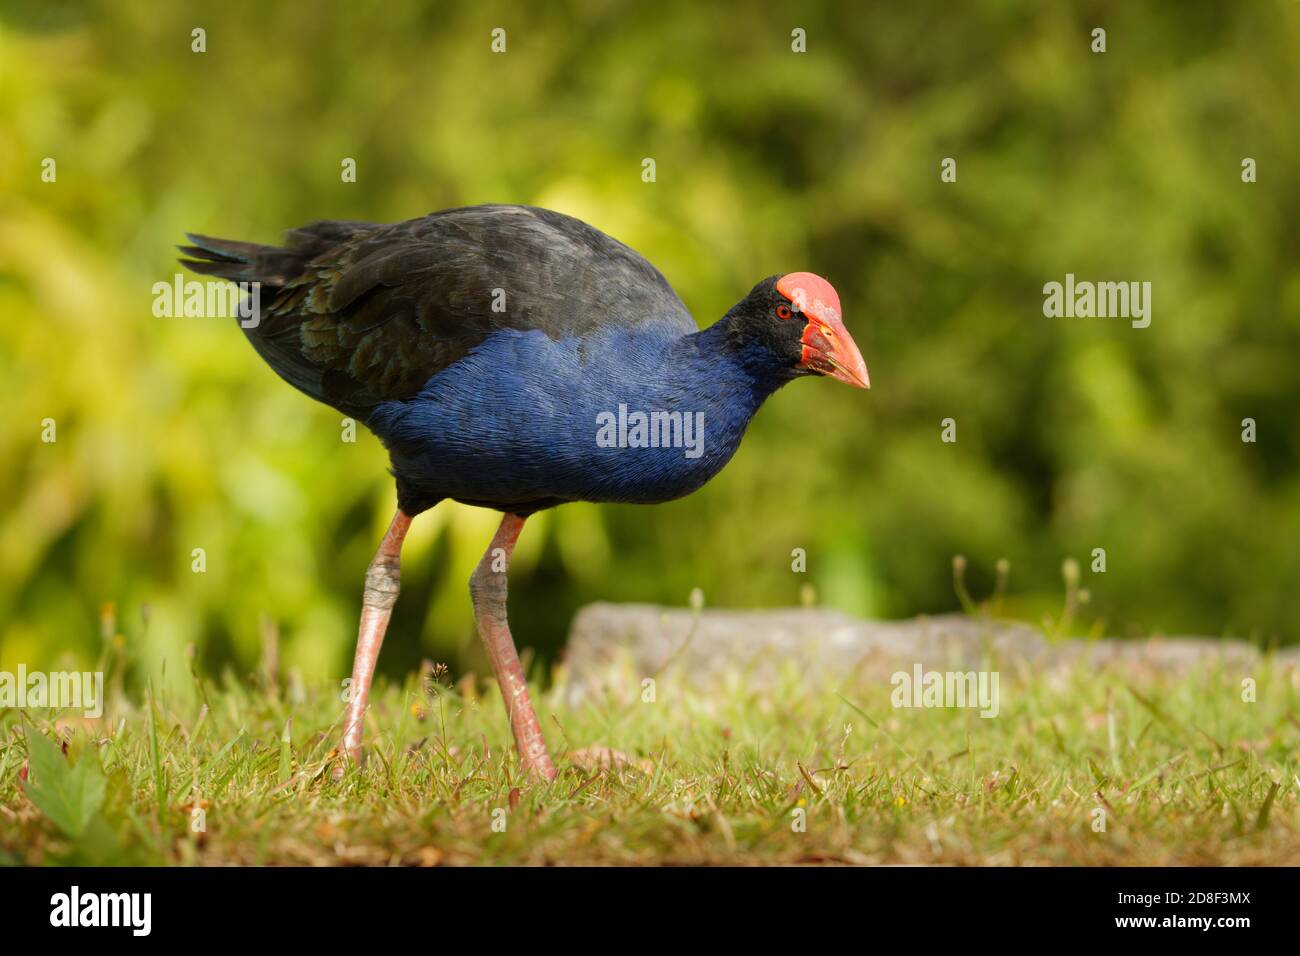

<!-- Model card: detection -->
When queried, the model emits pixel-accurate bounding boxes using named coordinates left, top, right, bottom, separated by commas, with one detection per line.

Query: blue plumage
left=369, top=318, right=790, bottom=514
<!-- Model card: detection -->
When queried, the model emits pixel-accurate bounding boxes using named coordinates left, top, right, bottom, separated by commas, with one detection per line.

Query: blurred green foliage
left=1, top=1, right=1297, bottom=698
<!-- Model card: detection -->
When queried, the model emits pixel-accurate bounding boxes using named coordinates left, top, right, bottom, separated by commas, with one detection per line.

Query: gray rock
left=559, top=603, right=1292, bottom=703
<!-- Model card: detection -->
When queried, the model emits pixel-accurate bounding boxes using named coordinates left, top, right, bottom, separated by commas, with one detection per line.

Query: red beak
left=776, top=273, right=870, bottom=389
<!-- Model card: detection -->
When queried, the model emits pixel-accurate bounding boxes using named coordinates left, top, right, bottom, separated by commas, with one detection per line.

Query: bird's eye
left=776, top=304, right=793, bottom=320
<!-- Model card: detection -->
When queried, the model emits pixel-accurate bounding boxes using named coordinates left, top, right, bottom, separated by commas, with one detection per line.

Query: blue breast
left=366, top=321, right=787, bottom=513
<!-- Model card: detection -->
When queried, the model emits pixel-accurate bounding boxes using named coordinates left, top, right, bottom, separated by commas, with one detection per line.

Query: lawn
left=2, top=640, right=1297, bottom=866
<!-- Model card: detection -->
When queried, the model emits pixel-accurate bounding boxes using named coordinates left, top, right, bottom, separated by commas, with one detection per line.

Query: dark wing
left=179, top=205, right=694, bottom=419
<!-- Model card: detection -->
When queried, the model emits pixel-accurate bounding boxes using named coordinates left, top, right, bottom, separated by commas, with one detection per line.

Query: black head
left=723, top=273, right=869, bottom=388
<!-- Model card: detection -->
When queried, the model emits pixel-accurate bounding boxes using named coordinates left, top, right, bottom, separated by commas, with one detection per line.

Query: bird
left=179, top=204, right=869, bottom=781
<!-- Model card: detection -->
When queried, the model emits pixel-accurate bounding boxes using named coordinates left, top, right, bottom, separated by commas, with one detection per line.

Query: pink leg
left=470, top=514, right=557, bottom=780
left=338, top=510, right=412, bottom=769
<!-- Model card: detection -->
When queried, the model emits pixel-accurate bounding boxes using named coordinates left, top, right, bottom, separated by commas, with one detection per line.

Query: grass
left=2, top=644, right=1298, bottom=866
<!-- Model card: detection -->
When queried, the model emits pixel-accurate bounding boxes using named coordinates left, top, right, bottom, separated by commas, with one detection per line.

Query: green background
left=2, top=1, right=1297, bottom=697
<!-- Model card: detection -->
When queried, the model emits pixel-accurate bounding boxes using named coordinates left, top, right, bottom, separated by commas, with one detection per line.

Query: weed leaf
left=22, top=730, right=106, bottom=838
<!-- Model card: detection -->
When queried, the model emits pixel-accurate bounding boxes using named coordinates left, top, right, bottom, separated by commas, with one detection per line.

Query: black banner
left=0, top=865, right=1286, bottom=942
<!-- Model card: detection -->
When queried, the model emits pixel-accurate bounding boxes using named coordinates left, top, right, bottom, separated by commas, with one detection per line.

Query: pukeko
left=179, top=204, right=869, bottom=780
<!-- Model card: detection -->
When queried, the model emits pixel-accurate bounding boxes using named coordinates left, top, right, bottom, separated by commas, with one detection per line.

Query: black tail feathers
left=178, top=220, right=372, bottom=286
